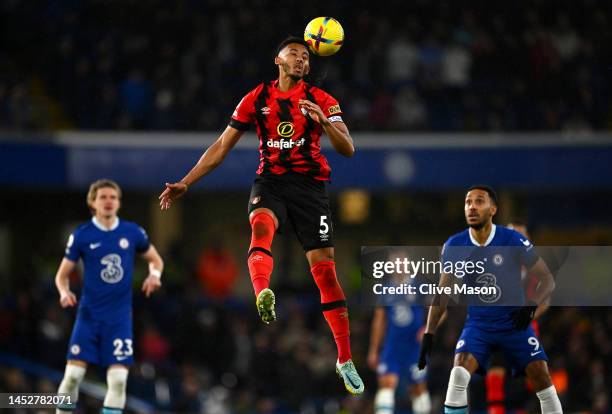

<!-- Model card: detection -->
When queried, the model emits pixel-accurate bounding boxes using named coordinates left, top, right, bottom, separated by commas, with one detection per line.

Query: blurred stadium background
left=1, top=1, right=611, bottom=413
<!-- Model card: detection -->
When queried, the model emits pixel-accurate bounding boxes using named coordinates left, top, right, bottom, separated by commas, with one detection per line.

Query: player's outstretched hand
left=159, top=182, right=188, bottom=210
left=511, top=301, right=537, bottom=330
left=59, top=291, right=77, bottom=308
left=142, top=275, right=162, bottom=298
left=418, top=333, right=434, bottom=370
left=299, top=99, right=327, bottom=125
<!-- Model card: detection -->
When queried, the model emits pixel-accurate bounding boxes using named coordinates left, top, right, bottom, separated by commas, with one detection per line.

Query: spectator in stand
left=3, top=1, right=611, bottom=131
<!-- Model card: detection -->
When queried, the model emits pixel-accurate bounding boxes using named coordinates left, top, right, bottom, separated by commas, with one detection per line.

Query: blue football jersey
left=64, top=217, right=150, bottom=321
left=442, top=225, right=539, bottom=330
left=376, top=276, right=425, bottom=343
left=385, top=303, right=425, bottom=344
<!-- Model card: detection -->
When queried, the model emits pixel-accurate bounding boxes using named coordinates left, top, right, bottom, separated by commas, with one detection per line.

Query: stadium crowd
left=2, top=0, right=612, bottom=131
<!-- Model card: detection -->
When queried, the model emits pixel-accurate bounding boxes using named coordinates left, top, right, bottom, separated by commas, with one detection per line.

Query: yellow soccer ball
left=304, top=17, right=344, bottom=56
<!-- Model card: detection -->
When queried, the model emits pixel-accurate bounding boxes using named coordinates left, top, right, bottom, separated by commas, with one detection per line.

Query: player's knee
left=317, top=252, right=335, bottom=261
left=252, top=223, right=271, bottom=239
left=449, top=366, right=471, bottom=390
left=106, top=367, right=128, bottom=395
left=250, top=212, right=275, bottom=237
left=103, top=367, right=128, bottom=411
left=64, top=374, right=79, bottom=389
left=454, top=352, right=478, bottom=373
left=526, top=361, right=553, bottom=390
left=378, top=374, right=397, bottom=389
left=60, top=364, right=86, bottom=392
left=308, top=248, right=334, bottom=263
left=252, top=226, right=270, bottom=241
left=530, top=370, right=553, bottom=390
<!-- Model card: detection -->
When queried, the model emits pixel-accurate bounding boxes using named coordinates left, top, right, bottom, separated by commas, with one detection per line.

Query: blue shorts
left=67, top=312, right=134, bottom=367
left=377, top=341, right=426, bottom=384
left=455, top=323, right=548, bottom=375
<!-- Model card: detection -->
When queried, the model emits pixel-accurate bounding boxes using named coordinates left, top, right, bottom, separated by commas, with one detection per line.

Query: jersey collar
left=469, top=224, right=496, bottom=247
left=272, top=79, right=306, bottom=96
left=92, top=217, right=120, bottom=232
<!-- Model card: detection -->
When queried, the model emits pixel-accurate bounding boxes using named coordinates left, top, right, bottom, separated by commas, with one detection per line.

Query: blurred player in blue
left=368, top=300, right=431, bottom=414
left=418, top=185, right=563, bottom=414
left=54, top=179, right=164, bottom=414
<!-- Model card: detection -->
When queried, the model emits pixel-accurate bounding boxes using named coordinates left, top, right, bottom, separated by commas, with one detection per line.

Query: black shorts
left=247, top=172, right=334, bottom=252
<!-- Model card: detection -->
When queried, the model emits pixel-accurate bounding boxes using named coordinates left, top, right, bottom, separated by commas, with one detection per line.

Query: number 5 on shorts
left=319, top=215, right=329, bottom=235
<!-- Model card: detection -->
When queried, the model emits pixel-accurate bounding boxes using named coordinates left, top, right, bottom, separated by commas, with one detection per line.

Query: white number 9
left=528, top=336, right=540, bottom=351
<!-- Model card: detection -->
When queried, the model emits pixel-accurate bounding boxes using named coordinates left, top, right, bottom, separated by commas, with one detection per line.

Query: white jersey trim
left=469, top=224, right=496, bottom=246
left=92, top=217, right=120, bottom=232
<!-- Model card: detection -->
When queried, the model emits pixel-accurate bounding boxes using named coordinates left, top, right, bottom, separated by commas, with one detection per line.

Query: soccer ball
left=304, top=17, right=344, bottom=56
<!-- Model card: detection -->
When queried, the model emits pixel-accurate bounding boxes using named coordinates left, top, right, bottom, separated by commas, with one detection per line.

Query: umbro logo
left=261, top=106, right=271, bottom=115
left=249, top=255, right=264, bottom=264
left=90, top=242, right=101, bottom=250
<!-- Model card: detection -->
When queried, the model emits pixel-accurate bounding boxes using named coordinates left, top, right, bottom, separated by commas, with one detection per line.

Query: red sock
left=486, top=370, right=506, bottom=414
left=311, top=261, right=351, bottom=363
left=248, top=213, right=275, bottom=296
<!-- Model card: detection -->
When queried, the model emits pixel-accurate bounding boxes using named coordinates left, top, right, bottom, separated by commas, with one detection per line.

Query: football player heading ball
left=159, top=35, right=364, bottom=395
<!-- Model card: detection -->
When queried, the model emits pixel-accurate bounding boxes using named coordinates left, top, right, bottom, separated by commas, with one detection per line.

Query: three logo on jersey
left=87, top=238, right=130, bottom=284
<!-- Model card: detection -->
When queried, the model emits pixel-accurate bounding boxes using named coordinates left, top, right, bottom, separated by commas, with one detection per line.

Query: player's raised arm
left=140, top=244, right=164, bottom=298
left=298, top=99, right=355, bottom=157
left=159, top=126, right=245, bottom=210
left=55, top=258, right=78, bottom=308
left=323, top=120, right=355, bottom=157
left=367, top=307, right=387, bottom=370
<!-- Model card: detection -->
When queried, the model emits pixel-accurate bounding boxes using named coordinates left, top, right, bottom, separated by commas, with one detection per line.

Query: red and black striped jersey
left=229, top=80, right=344, bottom=181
